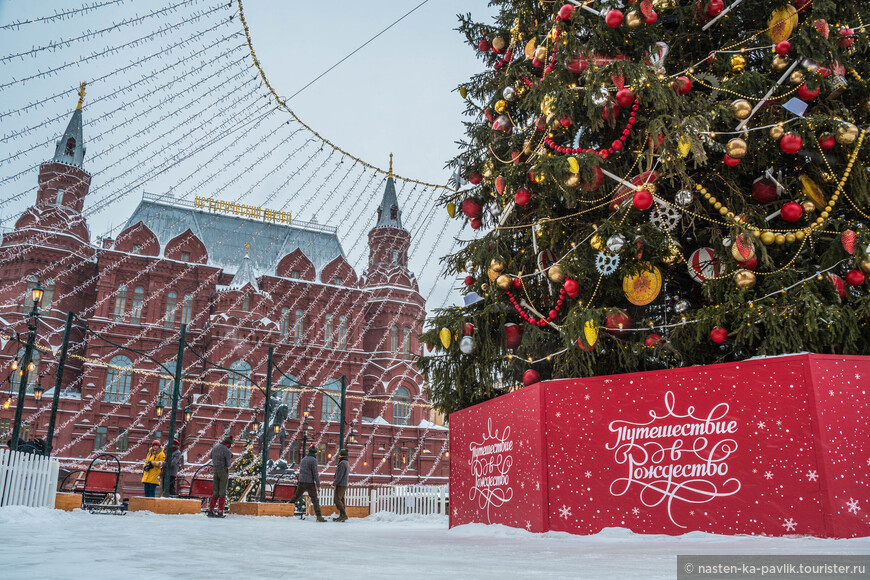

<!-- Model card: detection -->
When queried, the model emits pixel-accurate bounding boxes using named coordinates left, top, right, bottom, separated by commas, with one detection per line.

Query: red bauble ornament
left=775, top=40, right=791, bottom=55
left=478, top=39, right=491, bottom=52
left=514, top=189, right=531, bottom=206
left=780, top=201, right=803, bottom=222
left=462, top=198, right=483, bottom=219
left=532, top=57, right=544, bottom=68
left=706, top=0, right=724, bottom=16
left=751, top=176, right=779, bottom=204
left=463, top=323, right=475, bottom=336
left=464, top=276, right=475, bottom=286
left=710, top=327, right=728, bottom=344
left=672, top=76, right=692, bottom=95
left=615, top=88, right=635, bottom=108
left=633, top=188, right=653, bottom=210
left=645, top=10, right=657, bottom=25
left=612, top=140, right=623, bottom=151
left=780, top=133, right=802, bottom=154
left=470, top=218, right=482, bottom=230
left=798, top=83, right=819, bottom=101
left=645, top=334, right=663, bottom=346
left=558, top=4, right=575, bottom=20
left=828, top=274, right=847, bottom=299
left=564, top=278, right=580, bottom=298
left=564, top=54, right=587, bottom=74
left=602, top=103, right=620, bottom=121
left=522, top=369, right=541, bottom=386
left=845, top=270, right=866, bottom=286
left=581, top=166, right=605, bottom=192
left=560, top=116, right=572, bottom=127
left=819, top=133, right=836, bottom=150
left=605, top=309, right=632, bottom=334
left=468, top=172, right=483, bottom=185
left=504, top=322, right=523, bottom=350
left=512, top=277, right=523, bottom=290
left=742, top=256, right=758, bottom=271
left=794, top=0, right=811, bottom=9
left=576, top=337, right=594, bottom=352
left=605, top=9, right=624, bottom=28
left=839, top=28, right=855, bottom=49
left=723, top=155, right=741, bottom=167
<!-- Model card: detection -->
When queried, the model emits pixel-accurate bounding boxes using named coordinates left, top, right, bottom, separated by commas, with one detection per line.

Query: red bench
left=81, top=454, right=125, bottom=515
left=271, top=483, right=296, bottom=502
left=187, top=464, right=215, bottom=510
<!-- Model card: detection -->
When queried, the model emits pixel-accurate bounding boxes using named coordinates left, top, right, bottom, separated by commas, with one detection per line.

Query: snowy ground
left=1, top=507, right=869, bottom=579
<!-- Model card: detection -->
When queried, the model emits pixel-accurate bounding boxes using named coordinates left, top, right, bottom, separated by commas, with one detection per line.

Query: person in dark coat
left=288, top=445, right=327, bottom=522
left=333, top=448, right=349, bottom=522
left=207, top=435, right=234, bottom=518
left=168, top=438, right=183, bottom=496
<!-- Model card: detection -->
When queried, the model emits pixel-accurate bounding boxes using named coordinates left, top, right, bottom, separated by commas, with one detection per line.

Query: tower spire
left=76, top=82, right=86, bottom=110
left=52, top=84, right=87, bottom=167
left=388, top=153, right=393, bottom=180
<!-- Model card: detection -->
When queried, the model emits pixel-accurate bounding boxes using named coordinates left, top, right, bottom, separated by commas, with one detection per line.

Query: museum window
left=280, top=308, right=291, bottom=341
left=321, top=379, right=341, bottom=422
left=294, top=310, right=304, bottom=345
left=242, top=294, right=250, bottom=312
left=130, top=287, right=145, bottom=324
left=163, top=291, right=177, bottom=329
left=402, top=327, right=411, bottom=360
left=324, top=314, right=334, bottom=348
left=116, top=428, right=128, bottom=452
left=181, top=293, right=193, bottom=325
left=290, top=270, right=300, bottom=279
left=277, top=374, right=299, bottom=419
left=390, top=326, right=399, bottom=357
left=338, top=316, right=347, bottom=349
left=393, top=387, right=411, bottom=426
left=181, top=252, right=190, bottom=262
left=226, top=360, right=251, bottom=408
left=104, top=355, right=133, bottom=403
left=113, top=285, right=127, bottom=321
left=94, top=426, right=107, bottom=451
left=42, top=280, right=54, bottom=312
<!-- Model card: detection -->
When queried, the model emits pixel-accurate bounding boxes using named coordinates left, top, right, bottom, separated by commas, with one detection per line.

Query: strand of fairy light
left=0, top=0, right=131, bottom=31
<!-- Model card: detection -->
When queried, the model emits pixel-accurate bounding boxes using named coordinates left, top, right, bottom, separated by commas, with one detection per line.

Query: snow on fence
left=370, top=485, right=448, bottom=516
left=0, top=449, right=59, bottom=508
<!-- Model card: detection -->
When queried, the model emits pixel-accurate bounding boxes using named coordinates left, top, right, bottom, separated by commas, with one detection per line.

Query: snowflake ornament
left=783, top=518, right=797, bottom=532
left=847, top=498, right=861, bottom=514
left=807, top=470, right=818, bottom=482
left=559, top=505, right=572, bottom=519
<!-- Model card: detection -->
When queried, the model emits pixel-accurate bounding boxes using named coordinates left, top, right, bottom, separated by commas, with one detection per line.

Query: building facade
left=0, top=97, right=447, bottom=490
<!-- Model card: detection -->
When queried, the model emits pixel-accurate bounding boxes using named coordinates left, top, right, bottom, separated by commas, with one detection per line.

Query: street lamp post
left=162, top=323, right=187, bottom=497
left=46, top=311, right=74, bottom=456
left=10, top=281, right=43, bottom=451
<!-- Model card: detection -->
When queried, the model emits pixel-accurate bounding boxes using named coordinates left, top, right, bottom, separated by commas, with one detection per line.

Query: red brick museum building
left=0, top=97, right=447, bottom=489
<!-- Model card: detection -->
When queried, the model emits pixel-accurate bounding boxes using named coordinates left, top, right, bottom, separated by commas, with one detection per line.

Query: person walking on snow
left=167, top=438, right=183, bottom=496
left=288, top=445, right=327, bottom=522
left=333, top=449, right=349, bottom=522
left=141, top=440, right=165, bottom=498
left=207, top=435, right=234, bottom=518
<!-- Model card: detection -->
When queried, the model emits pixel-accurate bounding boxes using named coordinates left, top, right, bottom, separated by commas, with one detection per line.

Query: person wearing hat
left=207, top=434, right=234, bottom=517
left=288, top=445, right=327, bottom=522
left=141, top=440, right=165, bottom=498
left=167, top=438, right=184, bottom=496
left=332, top=448, right=350, bottom=522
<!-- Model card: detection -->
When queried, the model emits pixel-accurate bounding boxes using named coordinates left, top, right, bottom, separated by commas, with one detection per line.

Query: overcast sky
left=0, top=0, right=496, bottom=309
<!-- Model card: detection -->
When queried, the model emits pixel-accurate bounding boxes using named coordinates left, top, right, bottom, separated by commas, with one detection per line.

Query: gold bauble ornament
left=730, top=54, right=747, bottom=74
left=534, top=45, right=548, bottom=61
left=652, top=0, right=675, bottom=8
left=771, top=55, right=789, bottom=73
left=494, top=100, right=508, bottom=114
left=836, top=122, right=859, bottom=145
left=481, top=283, right=489, bottom=292
left=769, top=125, right=785, bottom=140
left=541, top=94, right=556, bottom=116
left=625, top=10, right=643, bottom=29
left=522, top=140, right=534, bottom=155
left=548, top=264, right=566, bottom=283
left=734, top=269, right=757, bottom=289
left=725, top=137, right=748, bottom=159
left=590, top=233, right=606, bottom=251
left=801, top=200, right=816, bottom=214
left=565, top=173, right=580, bottom=188
left=789, top=70, right=805, bottom=85
left=492, top=36, right=507, bottom=52
left=481, top=159, right=494, bottom=178
left=761, top=231, right=776, bottom=245
left=491, top=258, right=506, bottom=273
left=487, top=268, right=499, bottom=282
left=439, top=328, right=451, bottom=349
left=516, top=84, right=528, bottom=98
left=662, top=241, right=683, bottom=266
left=524, top=39, right=537, bottom=60
left=496, top=274, right=512, bottom=290
left=859, top=256, right=870, bottom=274
left=731, top=99, right=752, bottom=120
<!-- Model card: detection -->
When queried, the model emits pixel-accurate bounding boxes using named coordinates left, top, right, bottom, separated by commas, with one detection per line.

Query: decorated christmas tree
left=227, top=440, right=261, bottom=502
left=420, top=0, right=870, bottom=415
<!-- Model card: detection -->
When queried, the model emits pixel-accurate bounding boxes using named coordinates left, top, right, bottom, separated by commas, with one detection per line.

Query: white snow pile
left=0, top=506, right=868, bottom=579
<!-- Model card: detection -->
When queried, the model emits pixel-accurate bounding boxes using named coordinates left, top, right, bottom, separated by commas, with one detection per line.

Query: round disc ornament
left=623, top=265, right=663, bottom=305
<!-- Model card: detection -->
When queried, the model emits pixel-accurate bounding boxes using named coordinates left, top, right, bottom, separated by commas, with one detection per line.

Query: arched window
left=181, top=293, right=193, bottom=325
left=226, top=360, right=251, bottom=407
left=23, top=278, right=37, bottom=313
left=113, top=285, right=127, bottom=321
left=324, top=314, right=334, bottom=348
left=280, top=308, right=291, bottom=341
left=338, top=316, right=348, bottom=349
left=104, top=355, right=133, bottom=403
left=130, top=287, right=145, bottom=324
left=11, top=348, right=39, bottom=393
left=390, top=205, right=398, bottom=220
left=393, top=387, right=411, bottom=426
left=294, top=310, right=304, bottom=345
left=242, top=294, right=250, bottom=312
left=42, top=280, right=55, bottom=312
left=290, top=270, right=300, bottom=280
left=403, top=327, right=412, bottom=359
left=322, top=378, right=341, bottom=422
left=163, top=291, right=177, bottom=328
left=390, top=326, right=399, bottom=357
left=64, top=137, right=76, bottom=156
left=277, top=374, right=299, bottom=419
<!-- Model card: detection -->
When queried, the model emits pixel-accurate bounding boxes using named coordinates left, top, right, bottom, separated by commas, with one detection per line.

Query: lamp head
left=183, top=407, right=192, bottom=422
left=30, top=281, right=44, bottom=306
left=33, top=383, right=44, bottom=402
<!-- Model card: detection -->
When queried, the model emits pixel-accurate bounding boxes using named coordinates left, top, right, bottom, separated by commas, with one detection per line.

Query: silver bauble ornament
left=674, top=299, right=691, bottom=313
left=675, top=189, right=693, bottom=207
left=606, top=234, right=626, bottom=253
left=722, top=236, right=732, bottom=247
left=503, top=86, right=517, bottom=102
left=591, top=86, right=610, bottom=106
left=459, top=336, right=475, bottom=354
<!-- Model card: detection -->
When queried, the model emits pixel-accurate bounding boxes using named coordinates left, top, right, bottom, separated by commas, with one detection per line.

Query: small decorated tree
left=227, top=440, right=261, bottom=502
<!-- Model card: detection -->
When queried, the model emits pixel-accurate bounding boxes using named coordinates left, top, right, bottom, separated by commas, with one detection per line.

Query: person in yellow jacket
left=141, top=440, right=165, bottom=497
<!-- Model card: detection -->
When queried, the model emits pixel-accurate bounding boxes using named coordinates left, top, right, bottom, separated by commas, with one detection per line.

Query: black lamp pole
left=45, top=311, right=73, bottom=456
left=162, top=323, right=186, bottom=497
left=10, top=281, right=42, bottom=451
left=259, top=346, right=273, bottom=502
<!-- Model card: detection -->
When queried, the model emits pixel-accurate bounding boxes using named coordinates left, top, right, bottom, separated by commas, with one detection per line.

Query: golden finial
left=388, top=153, right=393, bottom=179
left=244, top=242, right=251, bottom=256
left=76, top=82, right=86, bottom=110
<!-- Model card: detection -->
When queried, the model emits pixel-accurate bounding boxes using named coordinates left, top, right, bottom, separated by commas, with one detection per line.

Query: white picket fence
left=315, top=484, right=448, bottom=515
left=0, top=448, right=59, bottom=508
